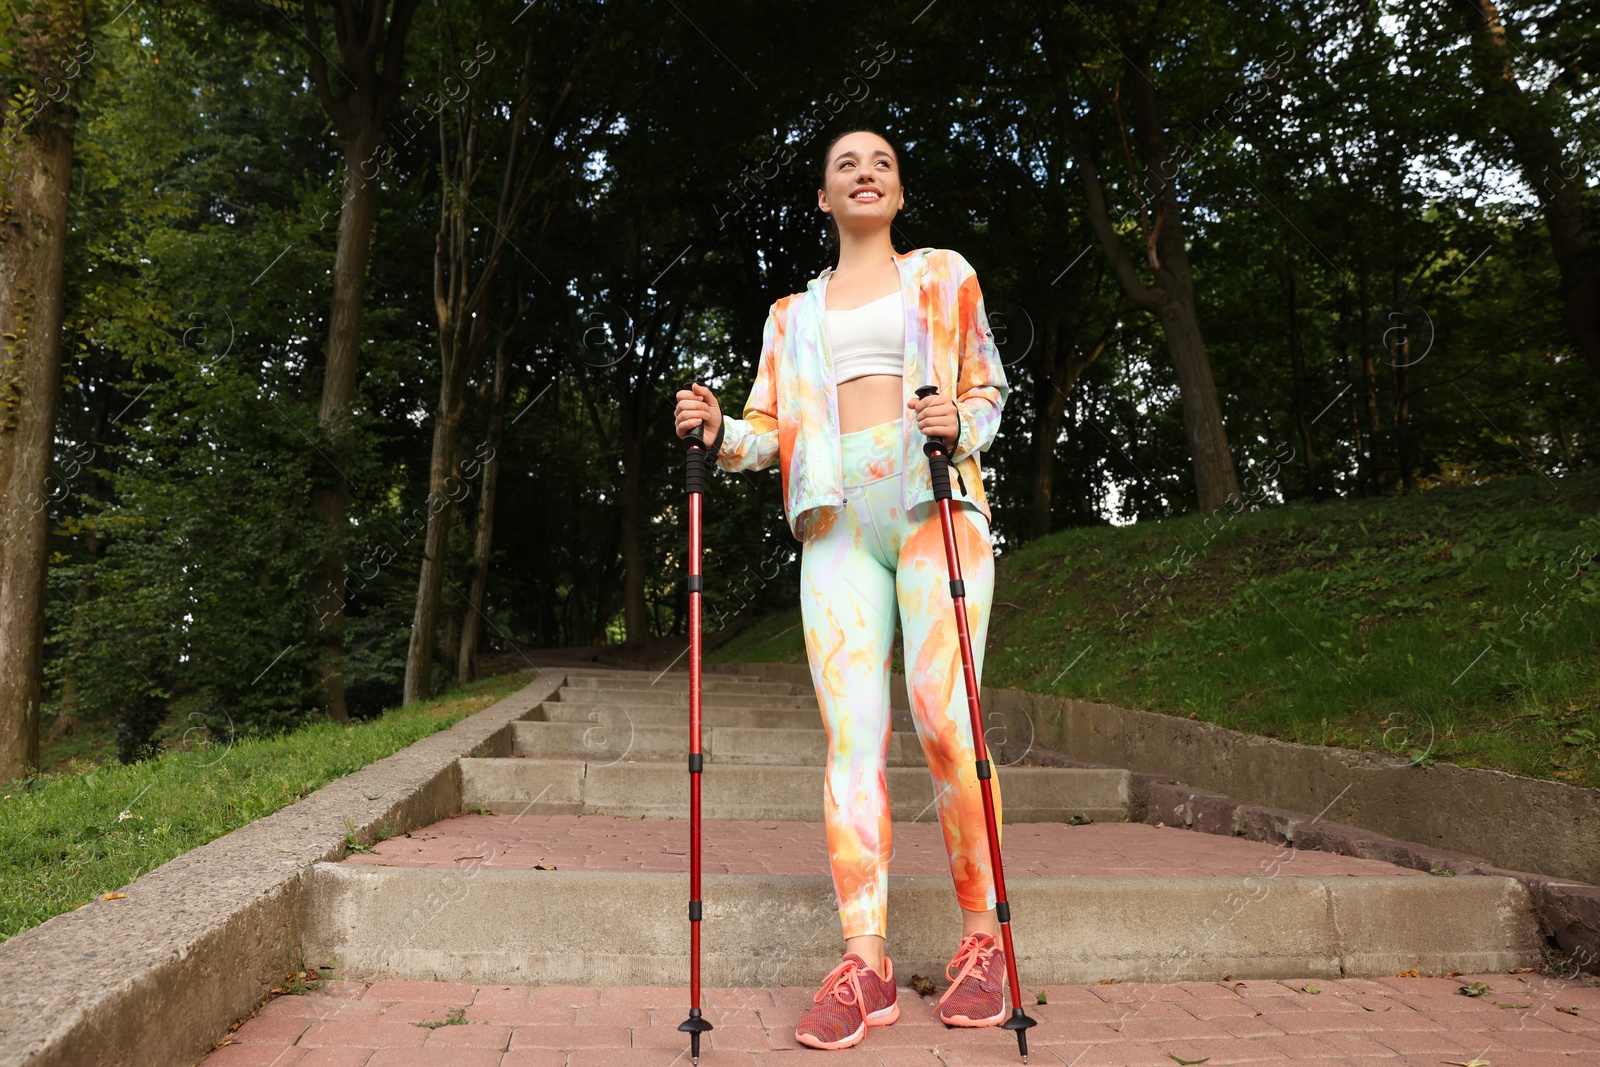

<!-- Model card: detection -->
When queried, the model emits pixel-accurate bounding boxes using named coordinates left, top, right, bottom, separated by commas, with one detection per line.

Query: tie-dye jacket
left=715, top=246, right=1010, bottom=542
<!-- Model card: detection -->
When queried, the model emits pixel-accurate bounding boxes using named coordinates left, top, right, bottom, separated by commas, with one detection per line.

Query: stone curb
left=708, top=662, right=1600, bottom=974
left=0, top=668, right=564, bottom=1067
left=1136, top=775, right=1600, bottom=975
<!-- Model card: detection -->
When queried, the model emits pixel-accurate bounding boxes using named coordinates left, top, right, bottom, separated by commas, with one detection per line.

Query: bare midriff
left=828, top=267, right=904, bottom=435
left=837, top=374, right=904, bottom=434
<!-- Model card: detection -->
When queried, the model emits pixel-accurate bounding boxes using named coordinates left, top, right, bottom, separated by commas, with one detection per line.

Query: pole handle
left=913, top=385, right=952, bottom=501
left=683, top=379, right=707, bottom=496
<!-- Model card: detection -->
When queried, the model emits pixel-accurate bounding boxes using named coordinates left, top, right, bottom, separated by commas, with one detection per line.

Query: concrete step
left=553, top=686, right=818, bottom=711
left=459, top=758, right=1130, bottom=822
left=532, top=701, right=834, bottom=732
left=561, top=671, right=797, bottom=696
left=513, top=721, right=928, bottom=766
left=304, top=864, right=1541, bottom=986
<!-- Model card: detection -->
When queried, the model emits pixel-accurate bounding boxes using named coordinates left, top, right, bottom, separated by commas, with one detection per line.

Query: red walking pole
left=914, top=384, right=1037, bottom=1062
left=678, top=382, right=713, bottom=1064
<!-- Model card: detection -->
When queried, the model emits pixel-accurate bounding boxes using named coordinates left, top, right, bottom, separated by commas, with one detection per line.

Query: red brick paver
left=340, top=814, right=1432, bottom=880
left=198, top=972, right=1600, bottom=1066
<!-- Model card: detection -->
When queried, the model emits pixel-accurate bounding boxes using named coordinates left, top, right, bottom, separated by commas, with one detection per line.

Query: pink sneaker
left=794, top=953, right=900, bottom=1049
left=937, top=932, right=1006, bottom=1026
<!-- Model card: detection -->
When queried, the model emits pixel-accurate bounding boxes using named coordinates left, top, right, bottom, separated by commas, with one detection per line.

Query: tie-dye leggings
left=798, top=417, right=1002, bottom=941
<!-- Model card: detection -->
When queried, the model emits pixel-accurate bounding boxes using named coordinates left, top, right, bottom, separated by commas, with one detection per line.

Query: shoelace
left=813, top=957, right=866, bottom=1008
left=937, top=933, right=998, bottom=1006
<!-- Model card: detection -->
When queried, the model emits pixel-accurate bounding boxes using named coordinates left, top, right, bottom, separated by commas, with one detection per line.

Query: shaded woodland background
left=0, top=0, right=1595, bottom=774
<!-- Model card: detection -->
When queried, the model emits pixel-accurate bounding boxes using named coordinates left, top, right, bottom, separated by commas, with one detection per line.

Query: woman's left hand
left=906, top=390, right=958, bottom=451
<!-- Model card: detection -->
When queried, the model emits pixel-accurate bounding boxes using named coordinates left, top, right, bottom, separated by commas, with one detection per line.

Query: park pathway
left=196, top=668, right=1600, bottom=1066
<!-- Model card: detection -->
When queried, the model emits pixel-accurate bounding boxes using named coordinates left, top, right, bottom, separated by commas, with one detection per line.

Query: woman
left=672, top=128, right=1010, bottom=1051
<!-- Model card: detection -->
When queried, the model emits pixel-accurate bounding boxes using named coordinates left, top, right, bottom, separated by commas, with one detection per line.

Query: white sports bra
left=826, top=291, right=904, bottom=382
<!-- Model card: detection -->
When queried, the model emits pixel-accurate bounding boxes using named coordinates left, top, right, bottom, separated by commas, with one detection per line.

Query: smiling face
left=818, top=130, right=904, bottom=233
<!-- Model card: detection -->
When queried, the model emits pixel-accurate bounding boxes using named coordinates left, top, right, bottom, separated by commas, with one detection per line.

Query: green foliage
left=42, top=4, right=437, bottom=751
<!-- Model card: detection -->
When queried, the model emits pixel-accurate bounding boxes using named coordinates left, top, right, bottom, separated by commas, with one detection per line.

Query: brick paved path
left=198, top=972, right=1600, bottom=1066
left=337, top=815, right=1433, bottom=880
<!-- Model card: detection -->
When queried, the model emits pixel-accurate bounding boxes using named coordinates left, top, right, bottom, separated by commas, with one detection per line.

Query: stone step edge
left=549, top=692, right=822, bottom=708
left=457, top=758, right=1131, bottom=823
left=1135, top=776, right=1600, bottom=974
left=511, top=720, right=929, bottom=763
left=560, top=671, right=802, bottom=694
left=303, top=865, right=1542, bottom=986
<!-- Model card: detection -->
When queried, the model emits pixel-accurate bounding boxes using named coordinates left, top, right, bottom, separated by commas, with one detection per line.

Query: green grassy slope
left=711, top=471, right=1600, bottom=788
left=0, top=671, right=533, bottom=942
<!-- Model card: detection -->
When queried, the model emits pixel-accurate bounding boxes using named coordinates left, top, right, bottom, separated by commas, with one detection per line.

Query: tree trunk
left=0, top=0, right=83, bottom=780
left=308, top=139, right=379, bottom=725
left=441, top=603, right=460, bottom=672
left=402, top=342, right=473, bottom=705
left=1286, top=252, right=1317, bottom=495
left=300, top=0, right=423, bottom=724
left=1390, top=273, right=1415, bottom=493
left=1028, top=323, right=1068, bottom=539
left=60, top=397, right=106, bottom=717
left=1463, top=0, right=1600, bottom=380
left=1338, top=285, right=1368, bottom=494
left=1155, top=292, right=1240, bottom=508
left=457, top=325, right=513, bottom=682
left=1347, top=357, right=1368, bottom=495
left=1026, top=304, right=1119, bottom=538
left=591, top=518, right=621, bottom=645
left=619, top=394, right=649, bottom=646
left=1359, top=295, right=1387, bottom=496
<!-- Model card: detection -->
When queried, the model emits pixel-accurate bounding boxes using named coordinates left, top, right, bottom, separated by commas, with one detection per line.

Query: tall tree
left=403, top=9, right=582, bottom=703
left=0, top=0, right=86, bottom=780
left=1040, top=6, right=1243, bottom=511
left=455, top=293, right=519, bottom=682
left=299, top=0, right=422, bottom=723
left=1459, top=0, right=1600, bottom=382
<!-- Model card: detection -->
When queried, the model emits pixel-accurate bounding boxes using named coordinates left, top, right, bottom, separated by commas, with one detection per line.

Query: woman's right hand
left=675, top=382, right=722, bottom=444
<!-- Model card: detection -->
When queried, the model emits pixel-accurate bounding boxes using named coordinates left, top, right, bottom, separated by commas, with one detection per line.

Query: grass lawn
left=711, top=471, right=1600, bottom=789
left=0, top=670, right=534, bottom=943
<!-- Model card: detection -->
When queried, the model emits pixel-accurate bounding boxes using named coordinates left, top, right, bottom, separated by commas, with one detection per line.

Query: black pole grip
left=683, top=379, right=706, bottom=497
left=914, top=385, right=953, bottom=501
